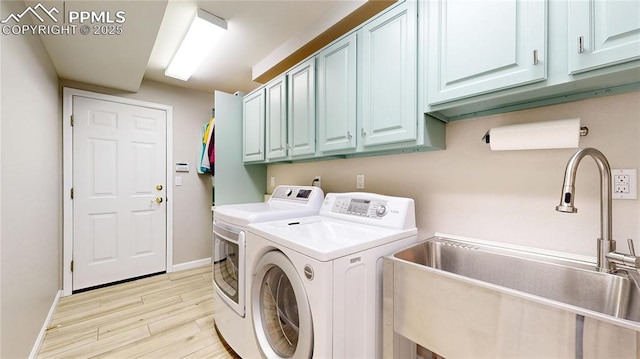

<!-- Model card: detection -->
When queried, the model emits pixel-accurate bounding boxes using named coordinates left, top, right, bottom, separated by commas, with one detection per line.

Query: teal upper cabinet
left=426, top=0, right=547, bottom=105
left=317, top=33, right=357, bottom=153
left=265, top=75, right=288, bottom=160
left=242, top=1, right=445, bottom=165
left=359, top=0, right=418, bottom=148
left=287, top=58, right=316, bottom=158
left=568, top=0, right=640, bottom=74
left=242, top=88, right=265, bottom=162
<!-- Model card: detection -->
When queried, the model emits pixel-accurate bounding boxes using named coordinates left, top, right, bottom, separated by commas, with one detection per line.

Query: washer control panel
left=331, top=198, right=388, bottom=219
left=321, top=192, right=416, bottom=229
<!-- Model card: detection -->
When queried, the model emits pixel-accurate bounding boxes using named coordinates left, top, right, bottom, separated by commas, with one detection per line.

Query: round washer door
left=252, top=251, right=313, bottom=358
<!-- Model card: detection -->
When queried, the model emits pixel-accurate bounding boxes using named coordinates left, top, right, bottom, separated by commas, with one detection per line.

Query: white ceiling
left=30, top=0, right=366, bottom=94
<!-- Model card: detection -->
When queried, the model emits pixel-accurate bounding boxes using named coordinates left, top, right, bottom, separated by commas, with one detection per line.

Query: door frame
left=62, top=87, right=174, bottom=296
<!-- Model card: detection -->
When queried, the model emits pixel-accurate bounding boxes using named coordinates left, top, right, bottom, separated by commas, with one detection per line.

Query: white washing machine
left=212, top=185, right=324, bottom=358
left=246, top=192, right=418, bottom=359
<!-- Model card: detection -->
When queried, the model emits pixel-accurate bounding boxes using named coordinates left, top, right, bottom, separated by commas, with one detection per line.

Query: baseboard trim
left=171, top=257, right=212, bottom=272
left=29, top=290, right=62, bottom=359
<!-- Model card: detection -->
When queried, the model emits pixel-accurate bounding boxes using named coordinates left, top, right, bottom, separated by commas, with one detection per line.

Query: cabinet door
left=360, top=1, right=417, bottom=147
left=568, top=0, right=640, bottom=74
left=242, top=89, right=265, bottom=162
left=215, top=91, right=266, bottom=205
left=265, top=76, right=288, bottom=160
left=426, top=0, right=546, bottom=104
left=318, top=33, right=357, bottom=153
left=287, top=59, right=316, bottom=157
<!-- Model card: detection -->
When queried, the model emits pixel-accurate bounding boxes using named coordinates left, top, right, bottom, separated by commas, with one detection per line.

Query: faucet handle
left=628, top=239, right=636, bottom=256
left=606, top=239, right=640, bottom=269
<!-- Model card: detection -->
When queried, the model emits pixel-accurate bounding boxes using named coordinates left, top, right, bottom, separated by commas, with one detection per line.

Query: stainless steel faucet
left=556, top=148, right=639, bottom=273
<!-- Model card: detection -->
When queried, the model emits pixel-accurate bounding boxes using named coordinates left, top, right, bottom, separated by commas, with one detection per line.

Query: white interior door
left=72, top=95, right=167, bottom=290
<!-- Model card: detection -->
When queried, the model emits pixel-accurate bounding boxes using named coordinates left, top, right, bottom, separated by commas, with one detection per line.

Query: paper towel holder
left=482, top=126, right=589, bottom=144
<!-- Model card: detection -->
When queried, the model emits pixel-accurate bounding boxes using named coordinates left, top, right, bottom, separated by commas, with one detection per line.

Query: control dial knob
left=375, top=205, right=387, bottom=217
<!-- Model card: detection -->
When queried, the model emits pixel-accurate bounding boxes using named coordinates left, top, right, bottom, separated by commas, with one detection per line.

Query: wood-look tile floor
left=37, top=266, right=241, bottom=359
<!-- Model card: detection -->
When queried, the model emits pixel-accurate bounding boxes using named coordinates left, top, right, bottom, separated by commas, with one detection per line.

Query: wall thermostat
left=175, top=162, right=190, bottom=172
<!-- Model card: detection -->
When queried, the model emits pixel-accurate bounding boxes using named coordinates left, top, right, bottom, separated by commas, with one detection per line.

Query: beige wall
left=60, top=79, right=216, bottom=265
left=0, top=1, right=62, bottom=357
left=1, top=29, right=216, bottom=356
left=268, top=91, right=640, bottom=258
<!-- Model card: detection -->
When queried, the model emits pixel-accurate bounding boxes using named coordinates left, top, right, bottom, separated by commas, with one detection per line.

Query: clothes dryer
left=246, top=192, right=418, bottom=358
left=212, top=185, right=324, bottom=358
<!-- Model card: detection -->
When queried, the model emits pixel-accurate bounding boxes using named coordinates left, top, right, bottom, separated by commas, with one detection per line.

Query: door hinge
left=70, top=115, right=74, bottom=126
left=70, top=260, right=74, bottom=272
left=70, top=188, right=74, bottom=199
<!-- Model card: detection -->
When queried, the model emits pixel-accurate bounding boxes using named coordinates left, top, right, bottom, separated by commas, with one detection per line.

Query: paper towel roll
left=488, top=118, right=582, bottom=151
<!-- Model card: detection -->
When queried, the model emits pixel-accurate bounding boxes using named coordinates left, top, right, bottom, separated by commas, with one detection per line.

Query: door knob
left=155, top=197, right=163, bottom=204
left=156, top=185, right=163, bottom=191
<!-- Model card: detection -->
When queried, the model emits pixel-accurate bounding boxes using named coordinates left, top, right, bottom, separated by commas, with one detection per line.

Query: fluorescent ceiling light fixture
left=165, top=9, right=227, bottom=81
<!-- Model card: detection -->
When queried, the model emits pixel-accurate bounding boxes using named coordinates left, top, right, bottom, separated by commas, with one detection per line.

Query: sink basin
left=393, top=237, right=638, bottom=320
left=383, top=236, right=640, bottom=358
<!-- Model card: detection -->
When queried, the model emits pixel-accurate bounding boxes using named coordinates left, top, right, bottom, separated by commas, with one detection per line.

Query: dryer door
left=252, top=251, right=313, bottom=358
left=213, top=223, right=245, bottom=316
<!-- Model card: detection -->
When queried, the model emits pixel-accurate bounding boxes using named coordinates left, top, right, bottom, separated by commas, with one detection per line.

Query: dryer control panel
left=321, top=192, right=416, bottom=229
left=270, top=186, right=324, bottom=203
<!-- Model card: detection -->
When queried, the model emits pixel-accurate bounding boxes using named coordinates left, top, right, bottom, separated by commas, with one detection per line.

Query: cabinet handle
left=361, top=128, right=367, bottom=137
left=347, top=131, right=352, bottom=140
left=533, top=50, right=539, bottom=65
left=578, top=36, right=584, bottom=54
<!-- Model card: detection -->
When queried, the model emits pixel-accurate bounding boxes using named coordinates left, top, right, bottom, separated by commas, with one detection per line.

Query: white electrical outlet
left=356, top=174, right=365, bottom=189
left=270, top=176, right=275, bottom=187
left=612, top=169, right=637, bottom=200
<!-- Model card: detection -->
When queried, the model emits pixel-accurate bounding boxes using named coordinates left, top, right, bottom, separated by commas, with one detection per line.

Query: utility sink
left=393, top=236, right=639, bottom=320
left=383, top=236, right=640, bottom=358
